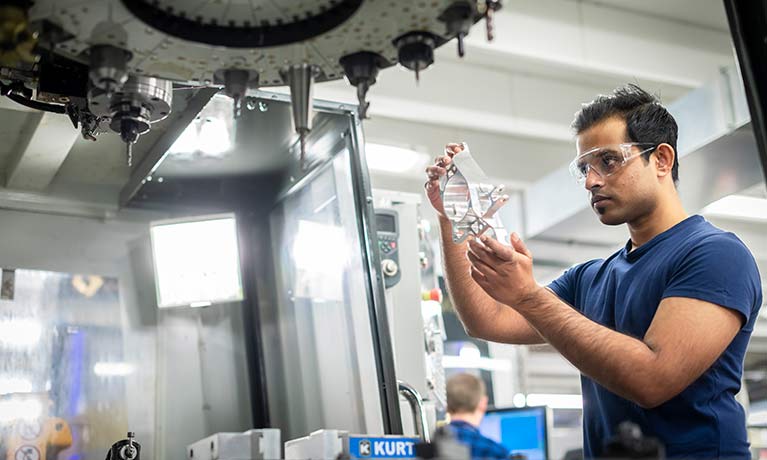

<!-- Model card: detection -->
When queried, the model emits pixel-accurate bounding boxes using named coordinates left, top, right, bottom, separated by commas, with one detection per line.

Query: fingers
left=467, top=248, right=498, bottom=276
left=509, top=232, right=532, bottom=259
left=470, top=265, right=488, bottom=286
left=425, top=164, right=446, bottom=181
left=444, top=143, right=465, bottom=157
left=476, top=235, right=515, bottom=262
left=468, top=238, right=499, bottom=263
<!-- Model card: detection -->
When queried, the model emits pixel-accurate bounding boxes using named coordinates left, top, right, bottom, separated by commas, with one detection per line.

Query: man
left=424, top=85, right=762, bottom=459
left=445, top=373, right=510, bottom=460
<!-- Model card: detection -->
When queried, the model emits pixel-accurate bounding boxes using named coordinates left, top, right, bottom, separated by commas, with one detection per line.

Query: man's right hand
left=425, top=143, right=464, bottom=218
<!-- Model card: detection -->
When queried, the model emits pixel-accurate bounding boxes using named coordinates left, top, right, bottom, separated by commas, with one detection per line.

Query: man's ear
left=654, top=143, right=675, bottom=178
left=478, top=395, right=488, bottom=412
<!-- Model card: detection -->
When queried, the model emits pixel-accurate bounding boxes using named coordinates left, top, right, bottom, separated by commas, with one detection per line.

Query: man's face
left=575, top=117, right=657, bottom=226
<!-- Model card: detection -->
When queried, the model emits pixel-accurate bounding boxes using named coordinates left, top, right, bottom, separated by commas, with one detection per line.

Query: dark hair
left=572, top=84, right=679, bottom=184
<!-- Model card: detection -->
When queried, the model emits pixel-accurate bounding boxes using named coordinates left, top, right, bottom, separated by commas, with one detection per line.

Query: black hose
left=6, top=92, right=67, bottom=113
left=0, top=82, right=67, bottom=113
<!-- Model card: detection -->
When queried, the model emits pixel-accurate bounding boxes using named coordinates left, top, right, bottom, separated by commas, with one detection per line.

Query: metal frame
left=238, top=214, right=272, bottom=429
left=122, top=87, right=403, bottom=434
left=724, top=0, right=767, bottom=183
left=346, top=108, right=404, bottom=435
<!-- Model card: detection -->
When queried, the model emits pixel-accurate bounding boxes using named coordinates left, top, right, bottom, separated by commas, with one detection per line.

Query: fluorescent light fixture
left=0, top=398, right=42, bottom=422
left=94, top=362, right=135, bottom=377
left=199, top=117, right=232, bottom=156
left=365, top=143, right=430, bottom=175
left=702, top=195, right=767, bottom=222
left=150, top=213, right=244, bottom=308
left=0, top=377, right=33, bottom=395
left=459, top=345, right=481, bottom=360
left=525, top=393, right=583, bottom=409
left=0, top=319, right=42, bottom=348
left=749, top=410, right=767, bottom=426
left=442, top=349, right=512, bottom=372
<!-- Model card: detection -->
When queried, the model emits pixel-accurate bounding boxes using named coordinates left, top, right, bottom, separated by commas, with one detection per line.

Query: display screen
left=376, top=213, right=396, bottom=233
left=150, top=214, right=244, bottom=308
left=478, top=406, right=548, bottom=460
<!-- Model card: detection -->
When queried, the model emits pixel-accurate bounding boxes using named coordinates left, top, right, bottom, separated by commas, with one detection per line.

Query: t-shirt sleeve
left=663, top=233, right=761, bottom=325
left=547, top=262, right=592, bottom=310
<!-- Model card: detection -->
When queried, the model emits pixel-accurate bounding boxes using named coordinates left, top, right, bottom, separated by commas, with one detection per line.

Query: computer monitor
left=478, top=406, right=549, bottom=460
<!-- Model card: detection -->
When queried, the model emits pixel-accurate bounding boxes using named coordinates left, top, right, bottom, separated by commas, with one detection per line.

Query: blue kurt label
left=348, top=437, right=418, bottom=459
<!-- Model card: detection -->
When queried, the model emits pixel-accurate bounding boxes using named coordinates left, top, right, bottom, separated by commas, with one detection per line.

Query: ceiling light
left=702, top=195, right=767, bottom=222
left=749, top=410, right=767, bottom=426
left=365, top=143, right=430, bottom=175
left=442, top=351, right=512, bottom=372
left=525, top=393, right=583, bottom=409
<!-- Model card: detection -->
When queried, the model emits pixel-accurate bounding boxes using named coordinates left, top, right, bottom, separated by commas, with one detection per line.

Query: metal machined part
left=281, top=63, right=319, bottom=167
left=88, top=45, right=131, bottom=96
left=439, top=142, right=509, bottom=243
left=89, top=76, right=173, bottom=165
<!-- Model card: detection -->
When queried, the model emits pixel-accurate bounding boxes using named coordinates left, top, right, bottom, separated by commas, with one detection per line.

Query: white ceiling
left=581, top=0, right=731, bottom=32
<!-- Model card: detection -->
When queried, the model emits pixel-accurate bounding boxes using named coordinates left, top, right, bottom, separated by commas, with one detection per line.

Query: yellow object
left=0, top=5, right=38, bottom=67
left=5, top=417, right=73, bottom=460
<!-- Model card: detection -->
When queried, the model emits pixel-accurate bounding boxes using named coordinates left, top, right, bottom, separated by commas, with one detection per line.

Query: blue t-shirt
left=447, top=420, right=510, bottom=460
left=547, top=215, right=762, bottom=459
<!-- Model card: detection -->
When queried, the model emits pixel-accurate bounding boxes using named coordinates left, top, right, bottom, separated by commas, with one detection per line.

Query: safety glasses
left=569, top=143, right=657, bottom=184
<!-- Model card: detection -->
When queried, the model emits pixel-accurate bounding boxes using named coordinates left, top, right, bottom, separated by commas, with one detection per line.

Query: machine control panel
left=375, top=209, right=401, bottom=288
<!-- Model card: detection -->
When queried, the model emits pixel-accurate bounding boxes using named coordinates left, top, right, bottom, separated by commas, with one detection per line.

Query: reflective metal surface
left=439, top=143, right=510, bottom=243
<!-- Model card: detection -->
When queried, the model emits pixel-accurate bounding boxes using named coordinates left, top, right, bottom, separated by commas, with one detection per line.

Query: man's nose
left=584, top=166, right=604, bottom=190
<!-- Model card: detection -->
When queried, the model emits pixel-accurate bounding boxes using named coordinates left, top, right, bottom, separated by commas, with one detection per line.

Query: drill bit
left=126, top=143, right=133, bottom=167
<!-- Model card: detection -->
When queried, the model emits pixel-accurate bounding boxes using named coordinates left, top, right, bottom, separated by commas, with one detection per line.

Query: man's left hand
left=466, top=232, right=541, bottom=308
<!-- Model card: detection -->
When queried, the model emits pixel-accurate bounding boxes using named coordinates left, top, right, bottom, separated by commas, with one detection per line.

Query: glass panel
left=265, top=147, right=383, bottom=439
left=0, top=270, right=128, bottom=460
left=0, top=263, right=253, bottom=460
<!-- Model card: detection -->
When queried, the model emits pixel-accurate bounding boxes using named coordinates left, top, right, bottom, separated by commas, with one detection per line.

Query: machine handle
left=397, top=380, right=431, bottom=443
